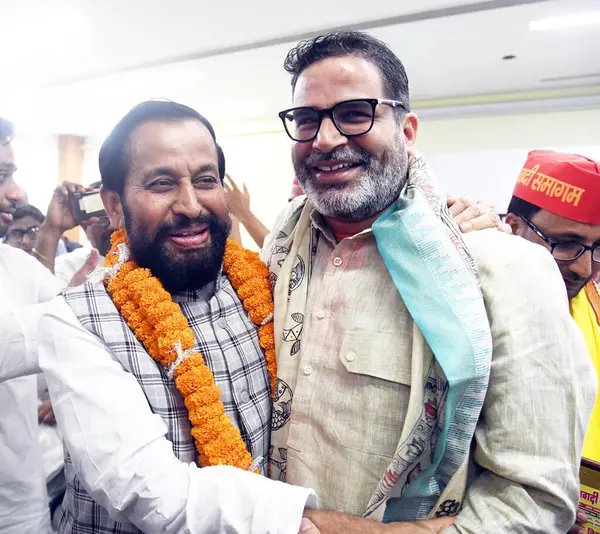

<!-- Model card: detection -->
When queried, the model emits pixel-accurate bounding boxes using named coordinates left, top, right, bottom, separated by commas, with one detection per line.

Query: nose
left=570, top=250, right=593, bottom=280
left=6, top=181, right=25, bottom=204
left=312, top=116, right=347, bottom=153
left=21, top=234, right=35, bottom=253
left=172, top=181, right=202, bottom=219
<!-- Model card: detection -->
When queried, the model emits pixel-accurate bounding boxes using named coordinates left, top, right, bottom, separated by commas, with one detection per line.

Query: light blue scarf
left=371, top=156, right=493, bottom=520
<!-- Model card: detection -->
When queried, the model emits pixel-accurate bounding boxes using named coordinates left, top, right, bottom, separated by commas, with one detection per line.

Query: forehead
left=8, top=215, right=39, bottom=231
left=128, top=119, right=217, bottom=171
left=293, top=55, right=385, bottom=108
left=532, top=208, right=600, bottom=243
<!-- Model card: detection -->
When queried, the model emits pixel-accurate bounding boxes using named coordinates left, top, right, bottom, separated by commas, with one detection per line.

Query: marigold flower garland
left=103, top=228, right=276, bottom=470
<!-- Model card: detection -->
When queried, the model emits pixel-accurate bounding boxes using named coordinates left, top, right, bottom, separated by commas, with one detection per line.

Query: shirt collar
left=309, top=206, right=373, bottom=247
left=171, top=271, right=223, bottom=303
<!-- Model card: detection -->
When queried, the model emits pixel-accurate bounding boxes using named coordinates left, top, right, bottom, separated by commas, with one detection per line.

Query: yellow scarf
left=571, top=281, right=600, bottom=462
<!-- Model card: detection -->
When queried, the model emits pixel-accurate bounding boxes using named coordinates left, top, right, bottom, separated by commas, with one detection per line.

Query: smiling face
left=291, top=55, right=418, bottom=222
left=101, top=119, right=231, bottom=292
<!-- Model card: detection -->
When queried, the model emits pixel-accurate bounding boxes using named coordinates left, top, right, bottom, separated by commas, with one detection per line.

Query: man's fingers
left=298, top=517, right=320, bottom=534
left=225, top=174, right=240, bottom=191
left=43, top=411, right=56, bottom=425
left=447, top=194, right=482, bottom=218
left=497, top=222, right=513, bottom=235
left=420, top=516, right=455, bottom=533
left=453, top=204, right=483, bottom=227
left=459, top=209, right=501, bottom=233
left=38, top=403, right=49, bottom=421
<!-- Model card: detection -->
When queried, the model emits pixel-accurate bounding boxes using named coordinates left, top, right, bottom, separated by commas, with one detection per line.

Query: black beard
left=123, top=206, right=231, bottom=293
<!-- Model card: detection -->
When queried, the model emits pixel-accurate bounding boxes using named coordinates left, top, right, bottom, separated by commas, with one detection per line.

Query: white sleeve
left=0, top=246, right=62, bottom=383
left=0, top=302, right=54, bottom=382
left=39, top=298, right=316, bottom=534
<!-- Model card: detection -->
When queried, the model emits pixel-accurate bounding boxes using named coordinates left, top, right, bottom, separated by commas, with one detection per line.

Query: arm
left=303, top=510, right=453, bottom=533
left=39, top=299, right=316, bottom=534
left=448, top=233, right=597, bottom=533
left=34, top=181, right=88, bottom=273
left=229, top=215, right=244, bottom=246
left=239, top=209, right=270, bottom=249
left=0, top=246, right=61, bottom=382
left=224, top=175, right=270, bottom=248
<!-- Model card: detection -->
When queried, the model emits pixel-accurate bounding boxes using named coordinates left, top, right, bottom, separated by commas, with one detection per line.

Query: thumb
left=420, top=516, right=456, bottom=533
left=298, top=517, right=321, bottom=534
left=68, top=248, right=99, bottom=287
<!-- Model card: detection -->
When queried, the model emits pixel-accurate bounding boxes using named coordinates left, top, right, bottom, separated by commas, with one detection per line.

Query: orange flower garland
left=103, top=228, right=276, bottom=470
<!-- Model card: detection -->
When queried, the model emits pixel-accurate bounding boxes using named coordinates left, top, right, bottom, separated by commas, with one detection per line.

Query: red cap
left=513, top=150, right=600, bottom=225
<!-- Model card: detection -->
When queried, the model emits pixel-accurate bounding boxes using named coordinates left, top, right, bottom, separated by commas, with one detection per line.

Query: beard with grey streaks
left=292, top=135, right=409, bottom=222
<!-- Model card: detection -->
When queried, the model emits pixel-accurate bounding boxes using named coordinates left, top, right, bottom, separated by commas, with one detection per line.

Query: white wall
left=11, top=133, right=60, bottom=213
left=418, top=108, right=600, bottom=212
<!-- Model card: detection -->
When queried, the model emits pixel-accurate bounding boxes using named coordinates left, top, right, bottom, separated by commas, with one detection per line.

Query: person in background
left=0, top=117, right=18, bottom=239
left=2, top=202, right=71, bottom=522
left=225, top=174, right=270, bottom=248
left=264, top=31, right=594, bottom=533
left=505, top=150, right=600, bottom=534
left=0, top=116, right=97, bottom=534
left=2, top=203, right=44, bottom=254
left=31, top=179, right=91, bottom=272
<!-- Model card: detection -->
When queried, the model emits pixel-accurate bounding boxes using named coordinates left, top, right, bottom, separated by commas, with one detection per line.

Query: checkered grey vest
left=58, top=276, right=270, bottom=533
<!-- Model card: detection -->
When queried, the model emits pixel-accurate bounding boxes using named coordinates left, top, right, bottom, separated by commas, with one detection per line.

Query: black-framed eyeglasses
left=278, top=98, right=407, bottom=142
left=520, top=215, right=600, bottom=263
left=4, top=225, right=40, bottom=244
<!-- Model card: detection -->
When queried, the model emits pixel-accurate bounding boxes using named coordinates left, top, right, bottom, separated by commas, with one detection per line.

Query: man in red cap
left=506, top=150, right=600, bottom=464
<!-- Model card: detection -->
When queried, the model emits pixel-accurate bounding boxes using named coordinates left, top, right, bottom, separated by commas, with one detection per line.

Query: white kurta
left=0, top=244, right=60, bottom=534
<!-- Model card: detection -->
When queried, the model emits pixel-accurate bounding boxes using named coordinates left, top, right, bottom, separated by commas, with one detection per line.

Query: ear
left=504, top=213, right=524, bottom=236
left=100, top=186, right=124, bottom=230
left=402, top=113, right=419, bottom=157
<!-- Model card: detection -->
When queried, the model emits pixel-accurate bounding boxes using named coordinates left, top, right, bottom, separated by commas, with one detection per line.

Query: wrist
left=237, top=209, right=254, bottom=226
left=39, top=221, right=63, bottom=240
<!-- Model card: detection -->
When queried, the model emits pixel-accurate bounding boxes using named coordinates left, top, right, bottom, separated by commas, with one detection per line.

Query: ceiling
left=1, top=0, right=599, bottom=136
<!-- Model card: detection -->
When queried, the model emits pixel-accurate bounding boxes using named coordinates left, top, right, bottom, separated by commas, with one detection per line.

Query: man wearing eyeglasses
left=506, top=150, right=600, bottom=466
left=3, top=204, right=44, bottom=255
left=263, top=32, right=595, bottom=534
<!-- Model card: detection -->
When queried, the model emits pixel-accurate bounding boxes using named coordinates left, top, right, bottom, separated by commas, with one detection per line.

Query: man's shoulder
left=1, top=242, right=43, bottom=271
left=260, top=196, right=307, bottom=262
left=0, top=243, right=60, bottom=297
left=462, top=230, right=568, bottom=304
left=62, top=279, right=112, bottom=310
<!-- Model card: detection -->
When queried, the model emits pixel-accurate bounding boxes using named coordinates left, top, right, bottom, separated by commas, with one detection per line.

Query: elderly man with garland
left=37, top=101, right=317, bottom=534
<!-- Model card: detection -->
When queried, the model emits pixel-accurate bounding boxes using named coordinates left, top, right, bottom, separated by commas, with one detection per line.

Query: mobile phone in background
left=69, top=189, right=107, bottom=222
